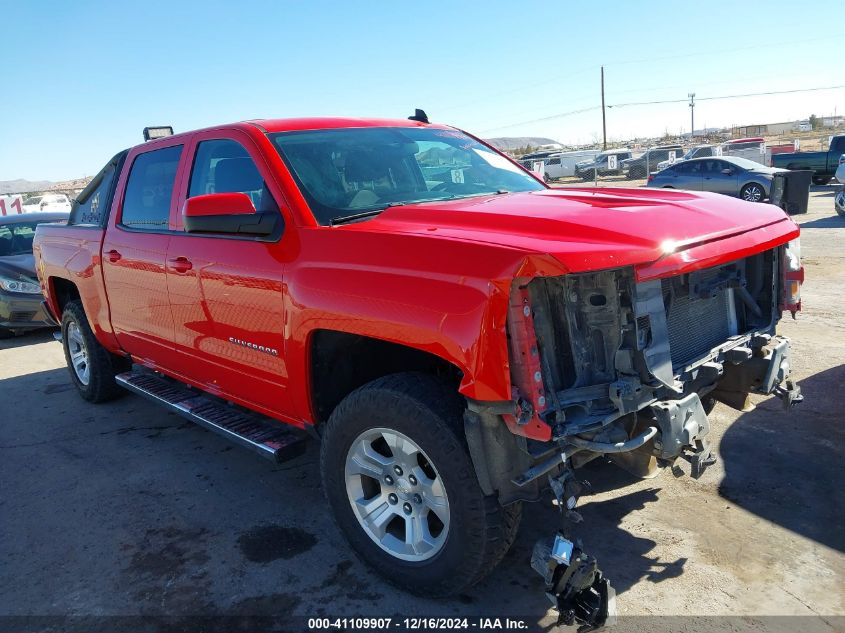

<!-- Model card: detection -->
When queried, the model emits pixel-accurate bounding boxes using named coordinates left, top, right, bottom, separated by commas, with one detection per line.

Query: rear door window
left=675, top=161, right=701, bottom=174
left=121, top=145, right=183, bottom=229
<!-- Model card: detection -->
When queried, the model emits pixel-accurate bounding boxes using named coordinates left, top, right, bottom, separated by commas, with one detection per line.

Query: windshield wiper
left=329, top=210, right=385, bottom=226
left=393, top=190, right=512, bottom=207
left=330, top=191, right=513, bottom=225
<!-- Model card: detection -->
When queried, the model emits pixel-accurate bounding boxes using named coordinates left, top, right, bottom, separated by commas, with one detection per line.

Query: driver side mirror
left=182, top=193, right=277, bottom=236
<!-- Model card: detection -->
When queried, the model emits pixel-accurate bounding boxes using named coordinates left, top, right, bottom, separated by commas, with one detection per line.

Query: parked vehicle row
left=620, top=145, right=683, bottom=179
left=531, top=137, right=777, bottom=182
left=573, top=149, right=632, bottom=180
left=655, top=144, right=715, bottom=171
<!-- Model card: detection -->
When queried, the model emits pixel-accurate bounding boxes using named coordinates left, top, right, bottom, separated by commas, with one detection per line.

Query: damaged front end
left=518, top=242, right=802, bottom=477
left=467, top=241, right=804, bottom=630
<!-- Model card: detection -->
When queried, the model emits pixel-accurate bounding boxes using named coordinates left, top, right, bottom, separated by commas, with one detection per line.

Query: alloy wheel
left=742, top=184, right=764, bottom=202
left=345, top=427, right=450, bottom=562
left=67, top=321, right=90, bottom=385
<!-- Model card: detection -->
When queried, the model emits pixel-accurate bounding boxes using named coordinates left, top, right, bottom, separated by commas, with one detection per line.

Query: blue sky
left=2, top=0, right=842, bottom=181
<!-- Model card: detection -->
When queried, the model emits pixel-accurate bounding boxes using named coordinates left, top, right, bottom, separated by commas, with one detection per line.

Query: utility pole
left=688, top=92, right=696, bottom=139
left=601, top=66, right=607, bottom=150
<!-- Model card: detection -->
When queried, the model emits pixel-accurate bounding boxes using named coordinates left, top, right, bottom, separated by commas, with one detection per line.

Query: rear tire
left=320, top=372, right=521, bottom=597
left=61, top=300, right=129, bottom=402
left=812, top=176, right=831, bottom=186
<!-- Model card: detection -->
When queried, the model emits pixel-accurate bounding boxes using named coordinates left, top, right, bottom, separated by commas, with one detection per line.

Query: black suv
left=621, top=145, right=684, bottom=179
left=573, top=150, right=633, bottom=180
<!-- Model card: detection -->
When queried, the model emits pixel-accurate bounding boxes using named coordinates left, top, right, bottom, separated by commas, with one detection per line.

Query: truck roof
left=133, top=117, right=452, bottom=151
left=248, top=117, right=445, bottom=133
left=146, top=117, right=446, bottom=146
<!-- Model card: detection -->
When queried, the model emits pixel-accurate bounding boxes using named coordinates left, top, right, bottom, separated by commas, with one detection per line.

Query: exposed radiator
left=662, top=276, right=735, bottom=368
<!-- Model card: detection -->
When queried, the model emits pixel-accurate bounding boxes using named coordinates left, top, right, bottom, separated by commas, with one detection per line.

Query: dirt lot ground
left=1, top=188, right=843, bottom=633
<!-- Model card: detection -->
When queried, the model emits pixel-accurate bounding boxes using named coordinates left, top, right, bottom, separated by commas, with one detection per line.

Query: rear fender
left=35, top=226, right=119, bottom=350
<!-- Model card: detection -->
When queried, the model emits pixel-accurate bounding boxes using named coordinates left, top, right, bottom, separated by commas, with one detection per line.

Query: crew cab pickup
left=771, top=134, right=845, bottom=184
left=33, top=116, right=804, bottom=628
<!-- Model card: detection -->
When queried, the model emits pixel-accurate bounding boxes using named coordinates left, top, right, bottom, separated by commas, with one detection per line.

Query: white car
left=21, top=194, right=71, bottom=213
left=835, top=154, right=845, bottom=184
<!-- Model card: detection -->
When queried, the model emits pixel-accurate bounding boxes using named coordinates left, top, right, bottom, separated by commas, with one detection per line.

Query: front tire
left=61, top=300, right=129, bottom=402
left=320, top=372, right=521, bottom=597
left=812, top=176, right=831, bottom=186
left=740, top=183, right=765, bottom=202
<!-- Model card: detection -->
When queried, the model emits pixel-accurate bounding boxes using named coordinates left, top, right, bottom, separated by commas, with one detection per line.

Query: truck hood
left=350, top=188, right=797, bottom=276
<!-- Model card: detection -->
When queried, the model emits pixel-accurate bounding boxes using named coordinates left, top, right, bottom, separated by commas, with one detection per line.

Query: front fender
left=286, top=262, right=512, bottom=404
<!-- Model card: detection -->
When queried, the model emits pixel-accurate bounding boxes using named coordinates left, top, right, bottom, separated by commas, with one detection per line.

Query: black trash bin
left=770, top=170, right=812, bottom=215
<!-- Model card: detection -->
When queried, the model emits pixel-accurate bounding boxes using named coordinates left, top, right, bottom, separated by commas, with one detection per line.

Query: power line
left=481, top=106, right=601, bottom=133
left=608, top=84, right=845, bottom=108
left=442, top=35, right=840, bottom=119
left=483, top=84, right=845, bottom=131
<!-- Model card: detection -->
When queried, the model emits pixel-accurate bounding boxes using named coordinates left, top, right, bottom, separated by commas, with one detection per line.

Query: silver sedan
left=647, top=156, right=785, bottom=202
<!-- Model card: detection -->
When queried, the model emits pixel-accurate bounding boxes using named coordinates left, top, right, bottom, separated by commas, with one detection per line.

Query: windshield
left=25, top=197, right=42, bottom=206
left=0, top=222, right=41, bottom=256
left=269, top=127, right=544, bottom=225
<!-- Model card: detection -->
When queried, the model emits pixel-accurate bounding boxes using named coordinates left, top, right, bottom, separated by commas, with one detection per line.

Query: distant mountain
left=0, top=177, right=92, bottom=196
left=485, top=137, right=561, bottom=151
left=0, top=179, right=55, bottom=195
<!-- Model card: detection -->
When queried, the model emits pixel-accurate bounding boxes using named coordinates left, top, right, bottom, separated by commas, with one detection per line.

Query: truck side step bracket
left=115, top=370, right=307, bottom=463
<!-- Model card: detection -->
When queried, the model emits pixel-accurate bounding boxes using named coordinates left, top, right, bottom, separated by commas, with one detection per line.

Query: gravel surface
left=1, top=188, right=842, bottom=631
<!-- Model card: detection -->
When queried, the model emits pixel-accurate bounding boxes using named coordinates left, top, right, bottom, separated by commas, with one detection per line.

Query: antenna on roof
left=408, top=109, right=429, bottom=124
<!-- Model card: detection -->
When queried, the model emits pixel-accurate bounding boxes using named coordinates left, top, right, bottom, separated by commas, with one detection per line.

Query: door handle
left=168, top=256, right=193, bottom=273
left=106, top=249, right=122, bottom=263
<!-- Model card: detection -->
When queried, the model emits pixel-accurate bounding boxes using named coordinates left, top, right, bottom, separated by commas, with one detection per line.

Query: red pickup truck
left=33, top=115, right=804, bottom=627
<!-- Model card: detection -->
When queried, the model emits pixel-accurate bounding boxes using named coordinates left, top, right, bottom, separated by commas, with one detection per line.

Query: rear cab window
left=69, top=151, right=127, bottom=227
